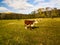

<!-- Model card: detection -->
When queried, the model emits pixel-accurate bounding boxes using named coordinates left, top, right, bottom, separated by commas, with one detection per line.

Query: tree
left=45, top=7, right=51, bottom=17
left=51, top=8, right=58, bottom=18
left=37, top=8, right=45, bottom=17
left=31, top=11, right=36, bottom=18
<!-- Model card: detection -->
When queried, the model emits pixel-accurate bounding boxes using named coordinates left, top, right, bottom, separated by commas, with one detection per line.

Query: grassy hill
left=0, top=18, right=60, bottom=45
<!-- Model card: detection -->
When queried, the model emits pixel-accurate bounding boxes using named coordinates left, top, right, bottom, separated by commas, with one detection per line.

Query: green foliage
left=36, top=8, right=60, bottom=18
left=0, top=8, right=60, bottom=19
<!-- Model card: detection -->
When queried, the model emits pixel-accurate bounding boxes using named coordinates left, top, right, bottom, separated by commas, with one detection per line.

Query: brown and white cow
left=24, top=19, right=38, bottom=29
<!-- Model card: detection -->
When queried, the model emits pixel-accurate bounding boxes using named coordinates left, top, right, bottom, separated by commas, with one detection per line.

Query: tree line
left=31, top=7, right=60, bottom=18
left=0, top=7, right=60, bottom=19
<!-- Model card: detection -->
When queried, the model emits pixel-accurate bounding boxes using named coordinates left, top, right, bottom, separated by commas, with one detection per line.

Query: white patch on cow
left=35, top=20, right=38, bottom=23
left=34, top=19, right=38, bottom=24
left=31, top=24, right=34, bottom=27
left=25, top=26, right=27, bottom=29
left=25, top=25, right=30, bottom=29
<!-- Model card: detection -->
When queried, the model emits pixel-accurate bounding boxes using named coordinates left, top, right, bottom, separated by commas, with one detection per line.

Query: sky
left=0, top=0, right=60, bottom=14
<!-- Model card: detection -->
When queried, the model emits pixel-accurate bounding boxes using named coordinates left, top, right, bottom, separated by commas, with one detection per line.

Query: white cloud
left=2, top=0, right=35, bottom=14
left=0, top=7, right=11, bottom=12
left=34, top=0, right=45, bottom=3
left=3, top=0, right=34, bottom=9
left=1, top=0, right=60, bottom=14
left=0, top=7, right=8, bottom=10
left=34, top=0, right=60, bottom=8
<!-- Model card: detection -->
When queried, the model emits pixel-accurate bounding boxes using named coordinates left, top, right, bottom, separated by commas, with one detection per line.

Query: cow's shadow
left=27, top=26, right=39, bottom=30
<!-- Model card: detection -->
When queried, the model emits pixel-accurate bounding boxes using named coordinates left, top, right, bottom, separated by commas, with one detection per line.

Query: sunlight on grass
left=0, top=18, right=60, bottom=45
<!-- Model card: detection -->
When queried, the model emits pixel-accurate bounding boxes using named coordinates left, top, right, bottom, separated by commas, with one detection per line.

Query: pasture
left=0, top=18, right=60, bottom=45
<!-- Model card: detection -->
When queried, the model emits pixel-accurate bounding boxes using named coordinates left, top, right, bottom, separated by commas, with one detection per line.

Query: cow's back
left=25, top=20, right=34, bottom=25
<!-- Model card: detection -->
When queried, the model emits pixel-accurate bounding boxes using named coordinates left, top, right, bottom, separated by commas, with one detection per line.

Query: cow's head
left=34, top=19, right=40, bottom=24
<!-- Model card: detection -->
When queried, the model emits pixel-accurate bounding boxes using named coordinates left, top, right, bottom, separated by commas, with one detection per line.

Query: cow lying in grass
left=24, top=19, right=38, bottom=29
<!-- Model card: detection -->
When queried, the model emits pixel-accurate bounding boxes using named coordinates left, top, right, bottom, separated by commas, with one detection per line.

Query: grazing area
left=0, top=18, right=60, bottom=45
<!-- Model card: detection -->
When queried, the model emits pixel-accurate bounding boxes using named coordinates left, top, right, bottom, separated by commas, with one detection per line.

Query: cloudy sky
left=0, top=0, right=60, bottom=14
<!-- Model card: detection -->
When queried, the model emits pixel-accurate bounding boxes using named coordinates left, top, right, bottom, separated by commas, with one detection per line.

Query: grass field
left=0, top=18, right=60, bottom=45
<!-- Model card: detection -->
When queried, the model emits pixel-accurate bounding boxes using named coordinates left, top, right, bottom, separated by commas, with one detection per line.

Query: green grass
left=0, top=18, right=60, bottom=45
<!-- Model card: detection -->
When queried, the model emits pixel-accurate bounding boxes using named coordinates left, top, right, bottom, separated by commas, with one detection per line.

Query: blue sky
left=0, top=0, right=60, bottom=14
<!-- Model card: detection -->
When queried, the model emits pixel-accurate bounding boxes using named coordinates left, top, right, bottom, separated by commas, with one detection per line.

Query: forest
left=0, top=7, right=60, bottom=19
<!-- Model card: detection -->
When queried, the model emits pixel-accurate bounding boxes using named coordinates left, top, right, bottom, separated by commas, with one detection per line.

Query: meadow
left=0, top=18, right=60, bottom=45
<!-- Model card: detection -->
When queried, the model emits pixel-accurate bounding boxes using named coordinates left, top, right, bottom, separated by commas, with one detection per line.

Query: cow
left=24, top=19, right=38, bottom=29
